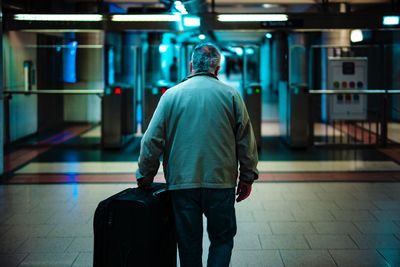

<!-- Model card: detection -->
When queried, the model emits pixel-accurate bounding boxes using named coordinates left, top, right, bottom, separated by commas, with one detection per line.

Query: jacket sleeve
left=234, top=93, right=259, bottom=183
left=136, top=95, right=167, bottom=181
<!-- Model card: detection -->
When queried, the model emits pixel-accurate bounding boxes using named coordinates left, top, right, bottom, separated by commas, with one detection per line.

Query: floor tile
left=72, top=252, right=93, bottom=267
left=378, top=249, right=400, bottom=267
left=270, top=222, right=316, bottom=234
left=351, top=192, right=392, bottom=201
left=0, top=234, right=30, bottom=253
left=282, top=192, right=319, bottom=201
left=47, top=212, right=93, bottom=225
left=335, top=200, right=379, bottom=210
left=329, top=249, right=391, bottom=267
left=66, top=237, right=93, bottom=253
left=312, top=222, right=361, bottom=234
left=233, top=233, right=262, bottom=250
left=19, top=252, right=79, bottom=267
left=253, top=210, right=295, bottom=222
left=0, top=253, right=27, bottom=267
left=305, top=234, right=357, bottom=249
left=330, top=210, right=377, bottom=221
left=262, top=200, right=301, bottom=211
left=5, top=225, right=55, bottom=238
left=280, top=250, right=336, bottom=267
left=292, top=210, right=335, bottom=221
left=237, top=222, right=272, bottom=235
left=316, top=192, right=356, bottom=201
left=259, top=234, right=309, bottom=249
left=350, top=234, right=400, bottom=249
left=15, top=237, right=74, bottom=253
left=354, top=222, right=400, bottom=234
left=297, top=200, right=340, bottom=210
left=231, top=250, right=284, bottom=267
left=373, top=201, right=400, bottom=210
left=48, top=224, right=93, bottom=237
left=371, top=210, right=400, bottom=221
left=235, top=211, right=255, bottom=222
left=3, top=212, right=53, bottom=225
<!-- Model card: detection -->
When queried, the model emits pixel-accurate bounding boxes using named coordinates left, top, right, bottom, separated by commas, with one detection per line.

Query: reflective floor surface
left=1, top=182, right=400, bottom=267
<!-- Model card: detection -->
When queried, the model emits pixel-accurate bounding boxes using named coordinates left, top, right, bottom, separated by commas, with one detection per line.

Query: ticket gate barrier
left=142, top=84, right=171, bottom=133
left=243, top=84, right=262, bottom=148
left=102, top=86, right=136, bottom=148
left=279, top=83, right=309, bottom=148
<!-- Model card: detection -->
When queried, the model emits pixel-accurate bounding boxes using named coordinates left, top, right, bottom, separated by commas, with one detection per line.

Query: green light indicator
left=247, top=89, right=253, bottom=95
left=152, top=88, right=158, bottom=95
left=255, top=88, right=261, bottom=94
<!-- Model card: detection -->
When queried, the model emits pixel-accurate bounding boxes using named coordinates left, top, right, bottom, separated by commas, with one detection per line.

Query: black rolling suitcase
left=93, top=183, right=177, bottom=267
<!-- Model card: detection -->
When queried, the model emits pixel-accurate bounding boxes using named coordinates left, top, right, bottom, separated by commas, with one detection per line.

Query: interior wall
left=64, top=32, right=104, bottom=123
left=392, top=31, right=400, bottom=121
left=3, top=31, right=38, bottom=142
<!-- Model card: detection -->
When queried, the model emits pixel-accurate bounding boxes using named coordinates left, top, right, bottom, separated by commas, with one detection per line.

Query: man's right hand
left=236, top=181, right=252, bottom=202
left=137, top=177, right=153, bottom=191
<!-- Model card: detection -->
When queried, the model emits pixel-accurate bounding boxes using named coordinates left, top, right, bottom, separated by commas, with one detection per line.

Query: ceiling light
left=262, top=4, right=277, bottom=8
left=159, top=45, right=168, bottom=53
left=112, top=14, right=180, bottom=22
left=198, top=34, right=206, bottom=40
left=183, top=16, right=200, bottom=27
left=218, top=14, right=288, bottom=22
left=350, top=29, right=363, bottom=43
left=174, top=1, right=188, bottom=15
left=14, top=14, right=103, bottom=21
left=383, top=16, right=399, bottom=26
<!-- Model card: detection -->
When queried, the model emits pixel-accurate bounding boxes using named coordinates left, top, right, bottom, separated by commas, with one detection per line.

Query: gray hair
left=191, top=43, right=221, bottom=73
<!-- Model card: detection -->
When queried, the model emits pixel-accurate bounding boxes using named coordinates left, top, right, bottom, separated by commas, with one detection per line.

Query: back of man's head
left=191, top=43, right=221, bottom=73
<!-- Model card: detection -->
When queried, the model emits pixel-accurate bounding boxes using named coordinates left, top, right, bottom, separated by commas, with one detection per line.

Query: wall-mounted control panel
left=328, top=57, right=368, bottom=120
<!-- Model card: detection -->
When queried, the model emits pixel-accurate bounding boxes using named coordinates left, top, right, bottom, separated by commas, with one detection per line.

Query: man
left=136, top=43, right=258, bottom=267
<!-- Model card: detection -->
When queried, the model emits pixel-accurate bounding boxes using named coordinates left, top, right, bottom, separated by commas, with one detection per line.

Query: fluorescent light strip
left=383, top=16, right=399, bottom=26
left=218, top=14, right=288, bottom=22
left=112, top=14, right=180, bottom=22
left=14, top=14, right=103, bottom=21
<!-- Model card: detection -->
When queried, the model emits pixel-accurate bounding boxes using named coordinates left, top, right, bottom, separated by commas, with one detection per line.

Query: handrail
left=309, top=89, right=400, bottom=94
left=4, top=89, right=104, bottom=95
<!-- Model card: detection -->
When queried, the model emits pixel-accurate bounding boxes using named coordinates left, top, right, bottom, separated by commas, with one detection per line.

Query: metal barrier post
left=381, top=91, right=389, bottom=146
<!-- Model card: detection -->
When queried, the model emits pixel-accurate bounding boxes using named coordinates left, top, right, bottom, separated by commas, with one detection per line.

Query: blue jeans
left=170, top=188, right=237, bottom=267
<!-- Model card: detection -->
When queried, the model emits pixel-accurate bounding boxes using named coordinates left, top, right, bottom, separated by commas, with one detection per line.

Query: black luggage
left=93, top=183, right=177, bottom=267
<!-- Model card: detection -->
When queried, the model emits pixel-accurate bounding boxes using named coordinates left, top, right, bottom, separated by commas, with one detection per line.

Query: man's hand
left=236, top=181, right=252, bottom=202
left=137, top=177, right=153, bottom=191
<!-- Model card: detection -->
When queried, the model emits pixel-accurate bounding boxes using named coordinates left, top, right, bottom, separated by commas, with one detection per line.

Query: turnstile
left=102, top=86, right=136, bottom=148
left=142, top=84, right=171, bottom=133
left=279, top=83, right=309, bottom=148
left=243, top=84, right=262, bottom=148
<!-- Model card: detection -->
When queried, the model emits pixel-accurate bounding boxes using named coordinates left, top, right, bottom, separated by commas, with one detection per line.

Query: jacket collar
left=181, top=71, right=219, bottom=83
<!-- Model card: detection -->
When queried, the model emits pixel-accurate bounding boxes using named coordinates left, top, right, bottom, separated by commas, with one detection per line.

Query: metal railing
left=308, top=89, right=400, bottom=147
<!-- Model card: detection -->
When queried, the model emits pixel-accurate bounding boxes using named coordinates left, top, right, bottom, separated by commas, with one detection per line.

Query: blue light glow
left=183, top=16, right=200, bottom=27
left=383, top=16, right=399, bottom=26
left=265, top=33, right=272, bottom=39
left=198, top=34, right=206, bottom=40
left=245, top=48, right=254, bottom=55
left=159, top=45, right=168, bottom=53
left=63, top=41, right=78, bottom=83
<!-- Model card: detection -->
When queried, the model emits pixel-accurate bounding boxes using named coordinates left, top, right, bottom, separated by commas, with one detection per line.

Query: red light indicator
left=161, top=87, right=167, bottom=94
left=114, top=87, right=122, bottom=95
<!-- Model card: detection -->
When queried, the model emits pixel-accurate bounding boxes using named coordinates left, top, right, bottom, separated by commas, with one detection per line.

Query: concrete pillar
left=145, top=33, right=162, bottom=85
left=271, top=32, right=287, bottom=92
left=0, top=4, right=3, bottom=175
left=288, top=33, right=308, bottom=85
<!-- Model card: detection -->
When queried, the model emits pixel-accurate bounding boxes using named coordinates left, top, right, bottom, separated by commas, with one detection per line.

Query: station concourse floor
left=1, top=124, right=400, bottom=267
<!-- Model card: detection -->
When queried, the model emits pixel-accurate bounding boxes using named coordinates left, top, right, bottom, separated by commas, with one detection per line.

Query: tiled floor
left=2, top=124, right=400, bottom=266
left=1, top=182, right=400, bottom=267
